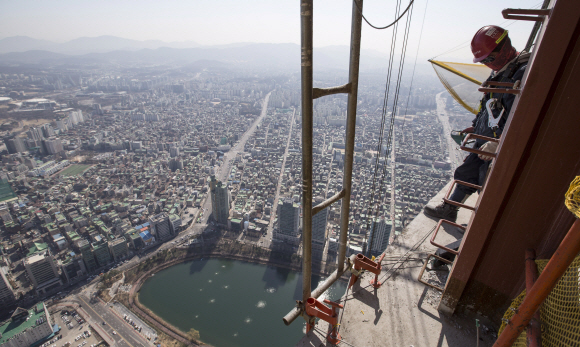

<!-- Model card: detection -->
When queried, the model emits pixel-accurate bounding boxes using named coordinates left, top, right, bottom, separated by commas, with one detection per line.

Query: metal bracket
left=304, top=297, right=343, bottom=345
left=502, top=8, right=551, bottom=21
left=443, top=180, right=482, bottom=211
left=459, top=133, right=500, bottom=159
left=418, top=253, right=453, bottom=291
left=431, top=220, right=465, bottom=255
left=348, top=253, right=385, bottom=289
left=479, top=80, right=521, bottom=94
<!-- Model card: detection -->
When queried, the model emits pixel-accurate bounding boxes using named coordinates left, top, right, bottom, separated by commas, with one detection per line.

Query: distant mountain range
left=0, top=35, right=202, bottom=55
left=0, top=35, right=435, bottom=74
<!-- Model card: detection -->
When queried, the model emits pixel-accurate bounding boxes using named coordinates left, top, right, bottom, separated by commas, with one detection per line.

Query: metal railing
left=283, top=0, right=363, bottom=326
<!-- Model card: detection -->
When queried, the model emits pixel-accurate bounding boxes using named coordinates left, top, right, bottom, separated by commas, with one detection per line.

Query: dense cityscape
left=0, top=56, right=473, bottom=347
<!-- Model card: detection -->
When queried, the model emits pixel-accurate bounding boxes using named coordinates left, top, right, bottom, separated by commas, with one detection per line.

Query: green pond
left=138, top=258, right=347, bottom=347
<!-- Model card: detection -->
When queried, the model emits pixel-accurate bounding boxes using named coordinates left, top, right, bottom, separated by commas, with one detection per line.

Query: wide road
left=151, top=91, right=273, bottom=245
left=219, top=91, right=273, bottom=182
left=436, top=91, right=465, bottom=171
left=262, top=107, right=296, bottom=248
left=70, top=293, right=149, bottom=347
left=199, top=91, right=272, bottom=231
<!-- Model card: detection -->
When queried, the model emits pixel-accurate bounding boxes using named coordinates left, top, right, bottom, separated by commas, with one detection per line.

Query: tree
left=187, top=328, right=200, bottom=342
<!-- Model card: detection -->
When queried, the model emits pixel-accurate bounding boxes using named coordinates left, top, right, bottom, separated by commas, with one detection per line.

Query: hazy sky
left=1, top=0, right=539, bottom=62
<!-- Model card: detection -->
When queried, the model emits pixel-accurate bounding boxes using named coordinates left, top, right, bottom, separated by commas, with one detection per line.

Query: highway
left=69, top=292, right=150, bottom=347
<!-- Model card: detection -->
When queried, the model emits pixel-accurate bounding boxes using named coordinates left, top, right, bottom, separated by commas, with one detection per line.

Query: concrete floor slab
left=296, top=182, right=498, bottom=347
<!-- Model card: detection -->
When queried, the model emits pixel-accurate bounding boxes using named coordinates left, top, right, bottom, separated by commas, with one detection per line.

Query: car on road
left=102, top=322, right=106, bottom=325
left=112, top=331, right=117, bottom=335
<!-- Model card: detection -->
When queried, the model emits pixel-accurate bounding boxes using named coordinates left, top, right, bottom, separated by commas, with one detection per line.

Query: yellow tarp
left=429, top=60, right=491, bottom=114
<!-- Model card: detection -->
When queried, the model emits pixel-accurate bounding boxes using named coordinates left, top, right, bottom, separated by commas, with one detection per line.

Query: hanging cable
left=368, top=0, right=414, bottom=255
left=353, top=0, right=415, bottom=30
left=362, top=0, right=403, bottom=255
left=401, top=0, right=429, bottom=130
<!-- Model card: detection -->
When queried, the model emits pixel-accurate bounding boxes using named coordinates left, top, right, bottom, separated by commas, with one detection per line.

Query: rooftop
left=0, top=303, right=47, bottom=346
left=25, top=251, right=49, bottom=264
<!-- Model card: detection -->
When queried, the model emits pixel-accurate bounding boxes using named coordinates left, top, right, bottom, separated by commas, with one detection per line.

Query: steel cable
left=362, top=0, right=403, bottom=255
left=367, top=0, right=414, bottom=255
left=353, top=0, right=415, bottom=30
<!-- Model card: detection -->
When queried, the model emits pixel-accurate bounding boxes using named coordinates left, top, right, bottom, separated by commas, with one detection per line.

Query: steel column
left=337, top=0, right=363, bottom=273
left=300, top=0, right=314, bottom=305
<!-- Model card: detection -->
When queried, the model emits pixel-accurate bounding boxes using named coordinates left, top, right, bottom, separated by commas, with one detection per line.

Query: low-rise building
left=0, top=303, right=54, bottom=347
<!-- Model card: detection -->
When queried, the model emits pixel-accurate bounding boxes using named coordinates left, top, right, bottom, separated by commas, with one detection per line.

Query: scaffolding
left=282, top=0, right=363, bottom=327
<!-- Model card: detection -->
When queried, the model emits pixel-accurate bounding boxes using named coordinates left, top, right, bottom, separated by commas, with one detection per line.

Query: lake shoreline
left=127, top=251, right=345, bottom=347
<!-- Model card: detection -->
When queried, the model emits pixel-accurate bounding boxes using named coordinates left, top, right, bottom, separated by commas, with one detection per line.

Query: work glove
left=478, top=141, right=498, bottom=161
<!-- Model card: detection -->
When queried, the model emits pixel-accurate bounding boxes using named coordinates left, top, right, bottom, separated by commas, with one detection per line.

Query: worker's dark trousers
left=448, top=152, right=490, bottom=202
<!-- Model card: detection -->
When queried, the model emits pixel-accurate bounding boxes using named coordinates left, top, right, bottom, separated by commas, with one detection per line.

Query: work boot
left=423, top=201, right=458, bottom=222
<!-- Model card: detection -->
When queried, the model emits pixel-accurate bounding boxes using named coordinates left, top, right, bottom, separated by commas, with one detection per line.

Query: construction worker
left=424, top=25, right=530, bottom=222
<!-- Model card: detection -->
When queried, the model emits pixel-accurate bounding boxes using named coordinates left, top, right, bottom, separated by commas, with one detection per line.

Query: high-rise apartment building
left=23, top=250, right=62, bottom=295
left=40, top=124, right=54, bottom=138
left=312, top=197, right=329, bottom=259
left=92, top=242, right=111, bottom=267
left=0, top=267, right=16, bottom=308
left=77, top=239, right=97, bottom=273
left=42, top=138, right=63, bottom=155
left=108, top=238, right=128, bottom=261
left=274, top=198, right=301, bottom=245
left=367, top=217, right=392, bottom=256
left=26, top=127, right=43, bottom=141
left=210, top=176, right=231, bottom=226
left=4, top=137, right=27, bottom=154
left=69, top=110, right=84, bottom=125
left=149, top=212, right=173, bottom=241
left=169, top=159, right=183, bottom=172
left=131, top=141, right=142, bottom=150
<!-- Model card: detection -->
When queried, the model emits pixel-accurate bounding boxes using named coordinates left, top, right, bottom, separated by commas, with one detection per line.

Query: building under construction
left=287, top=0, right=580, bottom=346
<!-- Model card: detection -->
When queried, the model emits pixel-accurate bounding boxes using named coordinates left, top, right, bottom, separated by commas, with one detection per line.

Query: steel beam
left=337, top=0, right=363, bottom=273
left=313, top=189, right=345, bottom=216
left=313, top=83, right=352, bottom=99
left=300, top=0, right=314, bottom=307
